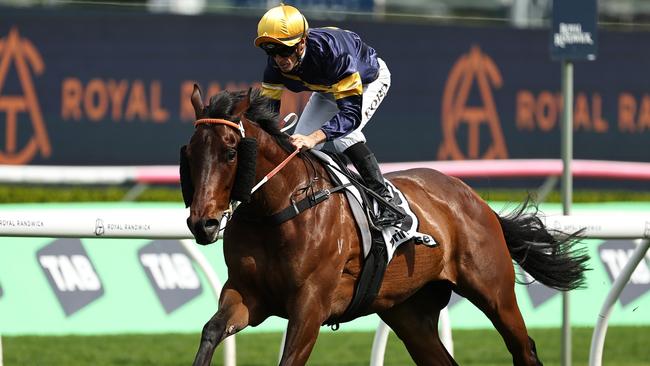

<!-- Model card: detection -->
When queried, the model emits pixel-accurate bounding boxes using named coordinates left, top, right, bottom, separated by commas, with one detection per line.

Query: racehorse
left=181, top=85, right=588, bottom=366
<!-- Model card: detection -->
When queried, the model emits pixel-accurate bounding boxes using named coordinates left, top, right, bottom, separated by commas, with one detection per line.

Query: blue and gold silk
left=261, top=27, right=380, bottom=140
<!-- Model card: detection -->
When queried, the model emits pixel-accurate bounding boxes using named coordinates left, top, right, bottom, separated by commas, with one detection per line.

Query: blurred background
left=3, top=0, right=650, bottom=25
left=1, top=1, right=649, bottom=365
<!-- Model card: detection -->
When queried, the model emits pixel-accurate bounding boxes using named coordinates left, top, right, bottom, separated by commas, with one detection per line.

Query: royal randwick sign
left=551, top=0, right=598, bottom=61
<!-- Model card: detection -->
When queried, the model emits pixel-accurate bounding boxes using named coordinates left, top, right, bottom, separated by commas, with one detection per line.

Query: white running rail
left=0, top=208, right=648, bottom=366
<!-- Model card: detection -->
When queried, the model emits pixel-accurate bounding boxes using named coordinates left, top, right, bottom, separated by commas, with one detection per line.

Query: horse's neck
left=245, top=122, right=314, bottom=215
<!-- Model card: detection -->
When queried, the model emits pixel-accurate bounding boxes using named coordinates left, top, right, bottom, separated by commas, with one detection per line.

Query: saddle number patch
left=414, top=235, right=437, bottom=247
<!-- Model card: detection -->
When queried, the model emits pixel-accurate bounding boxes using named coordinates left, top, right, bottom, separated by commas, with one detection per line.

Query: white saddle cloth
left=310, top=150, right=436, bottom=262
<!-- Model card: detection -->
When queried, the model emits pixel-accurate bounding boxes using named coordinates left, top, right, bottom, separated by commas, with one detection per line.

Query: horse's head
left=180, top=85, right=259, bottom=244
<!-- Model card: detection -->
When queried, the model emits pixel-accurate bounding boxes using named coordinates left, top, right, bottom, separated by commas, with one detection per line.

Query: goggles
left=260, top=42, right=297, bottom=57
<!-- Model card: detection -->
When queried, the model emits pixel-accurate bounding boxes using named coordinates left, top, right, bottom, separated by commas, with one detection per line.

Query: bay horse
left=181, top=85, right=588, bottom=366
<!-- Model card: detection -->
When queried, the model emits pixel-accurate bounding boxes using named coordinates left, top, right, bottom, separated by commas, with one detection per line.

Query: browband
left=194, top=118, right=246, bottom=137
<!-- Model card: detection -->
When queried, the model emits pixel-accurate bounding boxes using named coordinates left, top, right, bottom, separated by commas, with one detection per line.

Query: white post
left=589, top=239, right=650, bottom=366
left=278, top=329, right=287, bottom=364
left=560, top=59, right=574, bottom=366
left=370, top=308, right=454, bottom=366
left=180, top=240, right=235, bottom=366
left=439, top=307, right=454, bottom=356
left=370, top=321, right=390, bottom=366
left=0, top=334, right=3, bottom=366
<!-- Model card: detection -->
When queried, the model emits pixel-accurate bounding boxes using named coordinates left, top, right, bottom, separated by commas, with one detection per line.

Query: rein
left=251, top=148, right=300, bottom=193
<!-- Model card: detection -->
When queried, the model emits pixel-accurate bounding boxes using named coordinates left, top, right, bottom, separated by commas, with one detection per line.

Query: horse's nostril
left=204, top=219, right=220, bottom=229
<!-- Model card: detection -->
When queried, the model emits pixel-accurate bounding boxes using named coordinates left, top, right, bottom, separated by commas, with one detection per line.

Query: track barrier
left=0, top=207, right=648, bottom=365
left=1, top=159, right=648, bottom=365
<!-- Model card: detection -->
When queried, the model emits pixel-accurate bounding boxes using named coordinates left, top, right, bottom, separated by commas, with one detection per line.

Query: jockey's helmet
left=254, top=4, right=309, bottom=48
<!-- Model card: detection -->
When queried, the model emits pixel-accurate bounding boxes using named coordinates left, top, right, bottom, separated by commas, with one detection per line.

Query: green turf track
left=3, top=326, right=648, bottom=365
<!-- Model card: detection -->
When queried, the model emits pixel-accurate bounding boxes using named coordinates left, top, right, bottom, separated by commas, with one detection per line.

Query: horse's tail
left=495, top=197, right=590, bottom=291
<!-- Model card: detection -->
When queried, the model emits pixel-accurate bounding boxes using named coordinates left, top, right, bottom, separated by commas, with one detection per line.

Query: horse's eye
left=226, top=148, right=237, bottom=161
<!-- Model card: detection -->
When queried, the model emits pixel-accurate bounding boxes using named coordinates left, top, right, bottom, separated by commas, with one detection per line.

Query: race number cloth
left=310, top=150, right=436, bottom=263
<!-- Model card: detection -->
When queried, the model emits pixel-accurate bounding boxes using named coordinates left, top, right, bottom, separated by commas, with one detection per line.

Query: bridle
left=194, top=118, right=246, bottom=137
left=194, top=118, right=300, bottom=192
left=192, top=117, right=300, bottom=213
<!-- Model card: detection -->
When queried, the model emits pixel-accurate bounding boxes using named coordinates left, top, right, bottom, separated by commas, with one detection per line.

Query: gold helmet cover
left=254, top=4, right=309, bottom=47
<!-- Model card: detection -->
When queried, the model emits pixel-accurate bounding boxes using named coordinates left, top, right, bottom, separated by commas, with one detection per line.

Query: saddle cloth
left=310, top=150, right=436, bottom=262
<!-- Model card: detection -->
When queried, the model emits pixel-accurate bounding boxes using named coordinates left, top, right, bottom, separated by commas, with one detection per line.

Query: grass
left=3, top=327, right=648, bottom=365
left=1, top=184, right=650, bottom=204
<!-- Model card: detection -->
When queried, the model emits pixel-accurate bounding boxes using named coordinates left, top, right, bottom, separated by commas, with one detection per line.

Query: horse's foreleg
left=278, top=287, right=330, bottom=366
left=192, top=286, right=257, bottom=366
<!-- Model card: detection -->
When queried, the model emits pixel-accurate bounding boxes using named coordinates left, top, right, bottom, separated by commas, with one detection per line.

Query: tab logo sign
left=138, top=240, right=202, bottom=314
left=518, top=266, right=558, bottom=308
left=599, top=240, right=650, bottom=306
left=448, top=292, right=463, bottom=308
left=37, top=239, right=104, bottom=316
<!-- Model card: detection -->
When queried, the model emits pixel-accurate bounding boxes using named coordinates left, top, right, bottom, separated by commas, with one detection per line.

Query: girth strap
left=268, top=183, right=352, bottom=225
left=327, top=233, right=388, bottom=327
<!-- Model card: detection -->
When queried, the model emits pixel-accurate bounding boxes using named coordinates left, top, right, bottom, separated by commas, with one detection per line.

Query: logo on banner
left=37, top=238, right=104, bottom=316
left=0, top=27, right=51, bottom=164
left=553, top=23, right=595, bottom=49
left=448, top=292, right=463, bottom=308
left=138, top=240, right=202, bottom=314
left=518, top=266, right=558, bottom=307
left=438, top=45, right=508, bottom=160
left=599, top=240, right=650, bottom=306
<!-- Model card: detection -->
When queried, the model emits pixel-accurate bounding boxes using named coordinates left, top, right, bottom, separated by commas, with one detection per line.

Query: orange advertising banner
left=1, top=8, right=648, bottom=166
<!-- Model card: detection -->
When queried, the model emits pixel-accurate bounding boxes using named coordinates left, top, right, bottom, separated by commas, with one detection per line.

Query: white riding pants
left=294, top=58, right=391, bottom=153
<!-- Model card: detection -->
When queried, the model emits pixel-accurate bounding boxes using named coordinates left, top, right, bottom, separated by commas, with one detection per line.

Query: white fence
left=1, top=159, right=649, bottom=365
left=0, top=207, right=648, bottom=366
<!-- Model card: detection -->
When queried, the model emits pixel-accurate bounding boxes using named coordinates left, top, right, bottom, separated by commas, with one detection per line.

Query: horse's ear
left=231, top=88, right=251, bottom=119
left=191, top=84, right=205, bottom=119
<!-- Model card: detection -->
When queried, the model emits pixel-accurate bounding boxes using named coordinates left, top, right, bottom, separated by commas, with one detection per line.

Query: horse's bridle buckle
left=290, top=198, right=300, bottom=215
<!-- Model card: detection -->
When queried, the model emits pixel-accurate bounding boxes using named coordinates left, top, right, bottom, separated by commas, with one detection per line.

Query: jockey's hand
left=290, top=130, right=326, bottom=151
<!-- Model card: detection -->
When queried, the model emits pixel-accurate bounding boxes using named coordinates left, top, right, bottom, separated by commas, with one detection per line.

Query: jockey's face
left=269, top=39, right=305, bottom=73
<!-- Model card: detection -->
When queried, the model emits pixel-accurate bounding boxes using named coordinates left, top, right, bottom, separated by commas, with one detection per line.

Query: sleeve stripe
left=277, top=71, right=363, bottom=99
left=332, top=72, right=363, bottom=100
left=261, top=83, right=283, bottom=100
left=262, top=82, right=284, bottom=90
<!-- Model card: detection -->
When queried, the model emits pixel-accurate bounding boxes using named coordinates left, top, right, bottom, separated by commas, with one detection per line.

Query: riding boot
left=344, top=142, right=406, bottom=228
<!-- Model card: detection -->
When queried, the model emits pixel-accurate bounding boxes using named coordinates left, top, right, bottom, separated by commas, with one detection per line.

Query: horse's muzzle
left=187, top=217, right=220, bottom=245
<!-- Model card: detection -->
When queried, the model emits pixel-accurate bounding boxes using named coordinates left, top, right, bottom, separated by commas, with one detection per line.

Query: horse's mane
left=207, top=88, right=294, bottom=152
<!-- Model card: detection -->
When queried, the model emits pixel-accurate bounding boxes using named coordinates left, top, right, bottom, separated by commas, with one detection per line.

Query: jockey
left=254, top=4, right=404, bottom=228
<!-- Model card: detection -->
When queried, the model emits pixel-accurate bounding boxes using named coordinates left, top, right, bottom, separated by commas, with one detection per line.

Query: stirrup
left=374, top=211, right=405, bottom=227
left=373, top=200, right=406, bottom=228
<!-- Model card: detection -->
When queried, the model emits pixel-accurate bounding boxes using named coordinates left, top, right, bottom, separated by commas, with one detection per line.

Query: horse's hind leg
left=379, top=282, right=458, bottom=366
left=193, top=283, right=263, bottom=366
left=454, top=236, right=542, bottom=365
left=459, top=282, right=541, bottom=366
